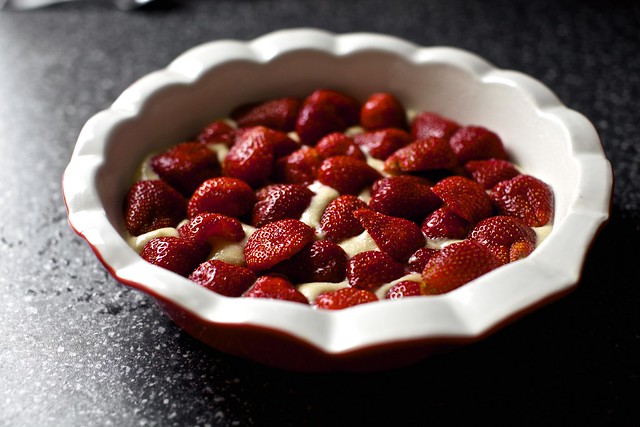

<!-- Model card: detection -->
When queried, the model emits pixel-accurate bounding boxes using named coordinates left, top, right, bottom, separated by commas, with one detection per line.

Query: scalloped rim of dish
left=63, top=28, right=612, bottom=355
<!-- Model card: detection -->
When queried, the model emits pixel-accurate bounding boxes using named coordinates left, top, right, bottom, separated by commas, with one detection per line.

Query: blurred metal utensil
left=0, top=0, right=155, bottom=10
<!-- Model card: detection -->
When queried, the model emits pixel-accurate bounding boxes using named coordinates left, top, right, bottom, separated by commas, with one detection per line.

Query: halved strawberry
left=231, top=97, right=301, bottom=132
left=449, top=126, right=508, bottom=163
left=431, top=176, right=494, bottom=224
left=272, top=145, right=323, bottom=185
left=140, top=236, right=209, bottom=277
left=383, top=136, right=458, bottom=173
left=490, top=174, right=554, bottom=227
left=295, top=89, right=361, bottom=145
left=360, top=92, right=408, bottom=131
left=368, top=175, right=441, bottom=223
left=353, top=128, right=413, bottom=160
left=314, top=287, right=378, bottom=310
left=411, top=112, right=460, bottom=140
left=244, top=274, right=309, bottom=304
left=271, top=240, right=347, bottom=283
left=346, top=250, right=406, bottom=291
left=187, top=176, right=256, bottom=219
left=420, top=206, right=470, bottom=240
left=244, top=219, right=315, bottom=271
left=151, top=141, right=220, bottom=196
left=189, top=259, right=256, bottom=297
left=464, top=159, right=520, bottom=189
left=124, top=179, right=187, bottom=236
left=222, top=126, right=275, bottom=188
left=469, top=215, right=537, bottom=264
left=315, top=132, right=365, bottom=160
left=178, top=213, right=245, bottom=246
left=196, top=120, right=237, bottom=146
left=318, top=194, right=370, bottom=242
left=353, top=209, right=425, bottom=262
left=422, top=240, right=502, bottom=294
left=385, top=281, right=424, bottom=299
left=407, top=247, right=439, bottom=273
left=317, top=155, right=382, bottom=195
left=251, top=184, right=314, bottom=227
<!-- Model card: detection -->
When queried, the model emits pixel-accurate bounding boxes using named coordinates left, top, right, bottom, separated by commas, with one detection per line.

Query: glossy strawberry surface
left=189, top=260, right=256, bottom=297
left=124, top=179, right=187, bottom=236
left=360, top=92, right=408, bottom=131
left=491, top=174, right=554, bottom=227
left=187, top=177, right=256, bottom=219
left=346, top=250, right=405, bottom=291
left=314, top=287, right=378, bottom=310
left=140, top=236, right=209, bottom=277
left=244, top=219, right=315, bottom=271
left=244, top=275, right=309, bottom=304
left=251, top=184, right=314, bottom=227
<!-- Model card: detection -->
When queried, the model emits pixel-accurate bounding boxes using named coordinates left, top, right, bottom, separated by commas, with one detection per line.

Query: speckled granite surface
left=0, top=0, right=638, bottom=425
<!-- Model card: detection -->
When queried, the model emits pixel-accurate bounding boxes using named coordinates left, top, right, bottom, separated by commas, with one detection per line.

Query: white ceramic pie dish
left=62, top=28, right=612, bottom=372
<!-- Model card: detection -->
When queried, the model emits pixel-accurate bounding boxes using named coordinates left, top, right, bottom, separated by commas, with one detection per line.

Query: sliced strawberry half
left=449, top=126, right=508, bottom=163
left=140, top=236, right=209, bottom=277
left=222, top=126, right=275, bottom=188
left=464, top=158, right=520, bottom=189
left=251, top=183, right=314, bottom=227
left=189, top=259, right=256, bottom=297
left=469, top=215, right=537, bottom=264
left=346, top=250, right=406, bottom=291
left=420, top=206, right=470, bottom=240
left=314, top=287, right=378, bottom=310
left=353, top=128, right=413, bottom=160
left=124, top=179, right=187, bottom=236
left=317, top=155, right=382, bottom=195
left=384, top=136, right=458, bottom=173
left=244, top=275, right=309, bottom=304
left=318, top=194, right=370, bottom=242
left=271, top=240, right=348, bottom=283
left=196, top=120, right=237, bottom=146
left=368, top=175, right=441, bottom=223
left=411, top=111, right=460, bottom=140
left=231, top=97, right=301, bottom=132
left=385, top=281, right=424, bottom=299
left=178, top=212, right=245, bottom=247
left=315, top=132, right=365, bottom=160
left=360, top=92, right=408, bottom=131
left=407, top=247, right=440, bottom=273
left=295, top=89, right=361, bottom=145
left=491, top=174, right=554, bottom=227
left=244, top=219, right=315, bottom=271
left=431, top=176, right=494, bottom=224
left=272, top=145, right=323, bottom=185
left=187, top=176, right=256, bottom=219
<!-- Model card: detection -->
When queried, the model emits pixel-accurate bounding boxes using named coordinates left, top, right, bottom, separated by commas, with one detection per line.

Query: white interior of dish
left=63, top=29, right=612, bottom=354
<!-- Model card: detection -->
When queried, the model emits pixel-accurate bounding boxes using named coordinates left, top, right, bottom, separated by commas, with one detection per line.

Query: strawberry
left=295, top=89, right=361, bottom=145
left=140, top=236, right=209, bottom=277
left=368, top=175, right=441, bottom=223
left=411, top=112, right=460, bottom=140
left=315, top=132, right=365, bottom=160
left=271, top=240, right=348, bottom=283
left=353, top=209, right=425, bottom=262
left=272, top=145, right=323, bottom=185
left=464, top=159, right=520, bottom=189
left=360, top=92, right=408, bottom=131
left=231, top=97, right=301, bottom=132
left=317, top=155, right=382, bottom=195
left=469, top=215, right=537, bottom=264
left=196, top=120, right=237, bottom=146
left=407, top=247, right=439, bottom=273
left=449, top=126, right=508, bottom=163
left=383, top=136, right=458, bottom=173
left=150, top=141, right=220, bottom=196
left=318, top=194, right=370, bottom=242
left=346, top=250, right=406, bottom=291
left=251, top=184, right=314, bottom=227
left=422, top=240, right=502, bottom=294
left=353, top=128, right=413, bottom=160
left=243, top=274, right=309, bottom=304
left=420, top=207, right=470, bottom=240
left=178, top=213, right=245, bottom=246
left=187, top=176, right=256, bottom=219
left=189, top=259, right=256, bottom=297
left=490, top=174, right=554, bottom=227
left=244, top=219, right=315, bottom=271
left=222, top=126, right=275, bottom=187
left=431, top=176, right=494, bottom=224
left=385, top=280, right=424, bottom=299
left=124, top=179, right=187, bottom=236
left=314, top=287, right=378, bottom=310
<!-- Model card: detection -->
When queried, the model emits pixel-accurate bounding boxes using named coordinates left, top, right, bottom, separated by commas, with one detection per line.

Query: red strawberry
left=222, top=126, right=275, bottom=187
left=189, top=260, right=256, bottom=297
left=422, top=240, right=502, bottom=294
left=491, top=174, right=554, bottom=227
left=431, top=176, right=494, bottom=223
left=353, top=128, right=413, bottom=160
left=244, top=274, right=308, bottom=304
left=420, top=207, right=470, bottom=240
left=464, top=159, right=520, bottom=189
left=360, top=92, right=408, bottom=131
left=124, top=179, right=187, bottom=236
left=196, top=120, right=237, bottom=146
left=314, top=287, right=378, bottom=310
left=178, top=213, right=245, bottom=246
left=244, top=219, right=315, bottom=271
left=353, top=209, right=425, bottom=262
left=368, top=175, right=441, bottom=223
left=295, top=89, right=360, bottom=145
left=315, top=132, right=365, bottom=160
left=317, top=155, right=382, bottom=195
left=271, top=240, right=347, bottom=283
left=231, top=97, right=301, bottom=132
left=346, top=250, right=405, bottom=291
left=385, top=281, right=424, bottom=299
left=469, top=215, right=537, bottom=264
left=411, top=112, right=460, bottom=140
left=140, top=236, right=209, bottom=277
left=272, top=145, right=323, bottom=185
left=319, top=194, right=370, bottom=242
left=187, top=177, right=256, bottom=219
left=251, top=184, right=314, bottom=227
left=449, top=126, right=508, bottom=163
left=383, top=136, right=458, bottom=173
left=407, top=247, right=439, bottom=273
left=151, top=141, right=220, bottom=196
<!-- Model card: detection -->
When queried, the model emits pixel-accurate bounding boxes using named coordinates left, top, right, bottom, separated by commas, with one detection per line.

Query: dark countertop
left=1, top=1, right=638, bottom=425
